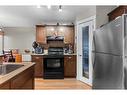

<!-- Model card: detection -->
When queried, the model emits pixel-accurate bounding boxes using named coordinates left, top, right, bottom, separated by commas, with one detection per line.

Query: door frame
left=76, top=16, right=96, bottom=86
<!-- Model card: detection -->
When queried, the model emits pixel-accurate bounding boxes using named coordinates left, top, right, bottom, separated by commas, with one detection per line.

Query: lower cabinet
left=11, top=66, right=34, bottom=89
left=64, top=55, right=76, bottom=77
left=0, top=80, right=10, bottom=89
left=0, top=65, right=35, bottom=89
left=31, top=55, right=77, bottom=78
left=31, top=55, right=43, bottom=78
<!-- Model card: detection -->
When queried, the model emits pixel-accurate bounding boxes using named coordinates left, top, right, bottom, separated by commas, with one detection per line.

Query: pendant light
left=59, top=5, right=62, bottom=12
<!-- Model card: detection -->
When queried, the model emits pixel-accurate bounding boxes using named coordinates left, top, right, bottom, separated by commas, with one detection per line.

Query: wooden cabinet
left=0, top=65, right=35, bottom=89
left=0, top=80, right=10, bottom=89
left=36, top=25, right=46, bottom=44
left=64, top=55, right=76, bottom=77
left=36, top=25, right=74, bottom=45
left=64, top=26, right=74, bottom=44
left=32, top=55, right=76, bottom=78
left=108, top=6, right=127, bottom=21
left=32, top=55, right=43, bottom=77
left=11, top=66, right=34, bottom=89
left=46, top=26, right=58, bottom=36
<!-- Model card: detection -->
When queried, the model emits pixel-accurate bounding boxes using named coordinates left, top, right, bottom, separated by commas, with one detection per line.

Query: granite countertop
left=0, top=62, right=35, bottom=85
left=64, top=53, right=77, bottom=55
left=21, top=52, right=48, bottom=56
left=28, top=53, right=76, bottom=56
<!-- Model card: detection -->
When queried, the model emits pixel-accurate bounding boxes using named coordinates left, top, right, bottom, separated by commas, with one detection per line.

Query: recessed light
left=51, top=28, right=55, bottom=31
left=59, top=28, right=64, bottom=32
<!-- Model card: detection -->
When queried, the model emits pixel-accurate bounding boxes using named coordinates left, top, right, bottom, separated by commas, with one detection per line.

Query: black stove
left=48, top=47, right=64, bottom=55
left=43, top=47, right=64, bottom=79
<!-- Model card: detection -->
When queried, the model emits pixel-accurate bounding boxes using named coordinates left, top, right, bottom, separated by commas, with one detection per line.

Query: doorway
left=77, top=16, right=95, bottom=86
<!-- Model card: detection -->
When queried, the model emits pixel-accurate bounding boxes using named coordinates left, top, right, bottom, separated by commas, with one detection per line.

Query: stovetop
left=43, top=47, right=64, bottom=58
left=48, top=47, right=64, bottom=55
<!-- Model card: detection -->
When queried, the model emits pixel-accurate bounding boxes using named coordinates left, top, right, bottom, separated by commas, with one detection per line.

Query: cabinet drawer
left=32, top=56, right=42, bottom=61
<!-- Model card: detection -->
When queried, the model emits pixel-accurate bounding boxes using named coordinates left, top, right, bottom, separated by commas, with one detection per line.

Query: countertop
left=0, top=62, right=35, bottom=85
left=23, top=53, right=77, bottom=56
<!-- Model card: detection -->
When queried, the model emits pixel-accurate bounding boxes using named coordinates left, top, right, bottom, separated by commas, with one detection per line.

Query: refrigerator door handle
left=92, top=33, right=96, bottom=69
left=92, top=31, right=96, bottom=51
left=92, top=52, right=96, bottom=69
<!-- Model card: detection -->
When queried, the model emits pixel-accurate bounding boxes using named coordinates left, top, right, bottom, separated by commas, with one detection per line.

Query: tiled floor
left=35, top=78, right=91, bottom=90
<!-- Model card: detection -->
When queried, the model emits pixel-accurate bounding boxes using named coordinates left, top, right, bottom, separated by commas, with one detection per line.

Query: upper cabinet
left=63, top=26, right=74, bottom=44
left=108, top=6, right=127, bottom=21
left=36, top=25, right=74, bottom=44
left=36, top=25, right=47, bottom=44
left=46, top=26, right=56, bottom=36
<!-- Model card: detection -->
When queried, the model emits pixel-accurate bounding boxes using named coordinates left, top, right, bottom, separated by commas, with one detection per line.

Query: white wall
left=76, top=6, right=117, bottom=29
left=0, top=35, right=3, bottom=53
left=76, top=6, right=96, bottom=21
left=96, top=6, right=117, bottom=28
left=3, top=27, right=35, bottom=53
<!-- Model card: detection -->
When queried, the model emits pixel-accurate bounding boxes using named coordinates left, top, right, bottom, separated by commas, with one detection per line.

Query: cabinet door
left=64, top=27, right=74, bottom=44
left=46, top=26, right=57, bottom=36
left=11, top=66, right=34, bottom=89
left=64, top=55, right=76, bottom=77
left=108, top=6, right=127, bottom=21
left=57, top=26, right=65, bottom=36
left=36, top=26, right=46, bottom=44
left=0, top=80, right=10, bottom=89
left=32, top=56, right=43, bottom=77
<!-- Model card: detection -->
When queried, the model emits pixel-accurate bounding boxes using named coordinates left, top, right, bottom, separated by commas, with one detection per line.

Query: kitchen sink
left=0, top=64, right=24, bottom=75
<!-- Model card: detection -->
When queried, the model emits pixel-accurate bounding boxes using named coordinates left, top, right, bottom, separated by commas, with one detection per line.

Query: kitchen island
left=0, top=62, right=35, bottom=89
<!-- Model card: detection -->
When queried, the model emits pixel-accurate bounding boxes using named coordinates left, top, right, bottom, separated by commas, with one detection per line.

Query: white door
left=77, top=17, right=94, bottom=86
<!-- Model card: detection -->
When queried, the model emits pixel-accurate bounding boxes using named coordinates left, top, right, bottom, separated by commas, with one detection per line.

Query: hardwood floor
left=35, top=78, right=91, bottom=90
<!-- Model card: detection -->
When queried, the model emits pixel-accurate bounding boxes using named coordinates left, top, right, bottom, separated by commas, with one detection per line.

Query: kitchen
left=0, top=5, right=126, bottom=90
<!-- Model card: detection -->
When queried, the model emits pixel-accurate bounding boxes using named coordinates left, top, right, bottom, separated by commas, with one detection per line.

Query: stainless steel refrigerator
left=92, top=14, right=127, bottom=89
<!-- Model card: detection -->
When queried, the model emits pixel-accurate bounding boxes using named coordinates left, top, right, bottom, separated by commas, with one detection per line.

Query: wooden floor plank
left=35, top=78, right=91, bottom=90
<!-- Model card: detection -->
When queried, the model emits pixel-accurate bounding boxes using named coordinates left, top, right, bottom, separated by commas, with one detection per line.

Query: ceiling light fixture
left=47, top=5, right=51, bottom=9
left=37, top=5, right=41, bottom=8
left=59, top=5, right=62, bottom=12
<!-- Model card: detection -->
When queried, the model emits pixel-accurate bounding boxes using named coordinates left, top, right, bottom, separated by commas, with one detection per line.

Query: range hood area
left=46, top=36, right=64, bottom=41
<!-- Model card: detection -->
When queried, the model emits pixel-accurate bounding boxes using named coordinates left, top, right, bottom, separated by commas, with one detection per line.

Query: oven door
left=44, top=58, right=64, bottom=72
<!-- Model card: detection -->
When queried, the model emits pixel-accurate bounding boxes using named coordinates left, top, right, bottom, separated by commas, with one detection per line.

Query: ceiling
left=0, top=6, right=96, bottom=27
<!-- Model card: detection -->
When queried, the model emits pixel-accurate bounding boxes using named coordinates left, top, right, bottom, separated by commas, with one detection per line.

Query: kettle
left=35, top=45, right=44, bottom=54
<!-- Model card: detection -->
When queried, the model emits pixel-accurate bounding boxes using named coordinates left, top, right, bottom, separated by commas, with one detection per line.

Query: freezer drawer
left=93, top=53, right=123, bottom=89
left=94, top=17, right=123, bottom=55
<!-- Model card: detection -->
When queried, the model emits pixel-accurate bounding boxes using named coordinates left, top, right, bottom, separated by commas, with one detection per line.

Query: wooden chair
left=3, top=50, right=15, bottom=62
